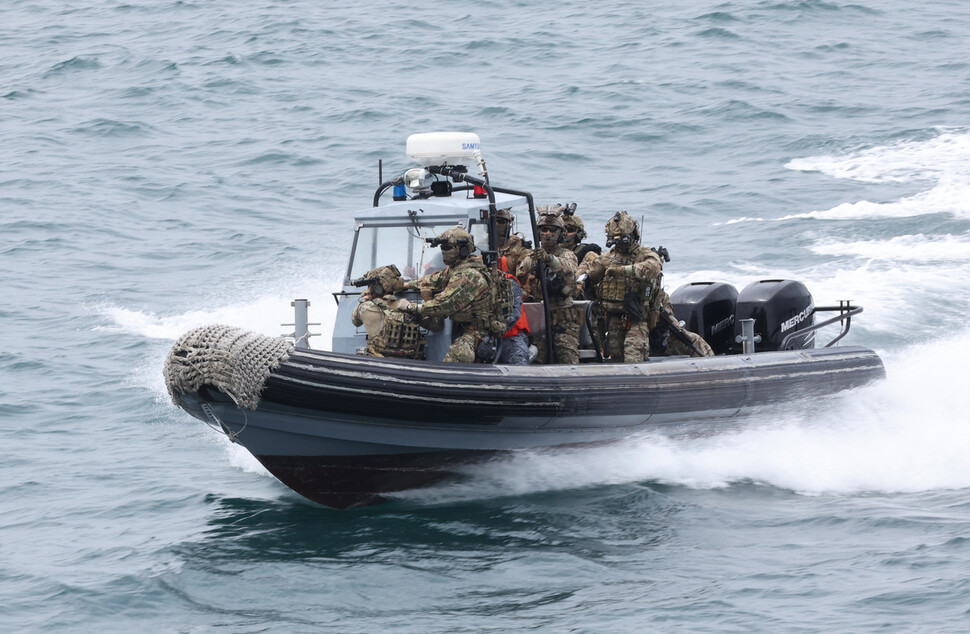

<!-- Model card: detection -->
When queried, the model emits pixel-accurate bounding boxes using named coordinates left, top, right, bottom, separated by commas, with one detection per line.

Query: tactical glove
left=605, top=265, right=625, bottom=279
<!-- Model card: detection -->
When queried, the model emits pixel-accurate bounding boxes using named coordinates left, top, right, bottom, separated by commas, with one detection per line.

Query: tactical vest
left=367, top=309, right=426, bottom=359
left=598, top=247, right=663, bottom=321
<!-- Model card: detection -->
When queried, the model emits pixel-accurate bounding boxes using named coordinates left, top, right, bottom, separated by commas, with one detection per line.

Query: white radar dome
left=406, top=132, right=482, bottom=167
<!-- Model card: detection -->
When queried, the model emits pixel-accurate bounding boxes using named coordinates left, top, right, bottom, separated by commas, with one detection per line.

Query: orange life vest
left=499, top=259, right=529, bottom=337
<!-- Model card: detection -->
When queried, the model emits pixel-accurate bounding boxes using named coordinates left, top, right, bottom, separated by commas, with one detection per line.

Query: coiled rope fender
left=163, top=324, right=293, bottom=410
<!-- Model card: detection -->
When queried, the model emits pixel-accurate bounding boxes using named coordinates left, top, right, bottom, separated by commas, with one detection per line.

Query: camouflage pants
left=534, top=307, right=581, bottom=365
left=604, top=314, right=652, bottom=363
left=604, top=313, right=716, bottom=363
left=443, top=328, right=484, bottom=363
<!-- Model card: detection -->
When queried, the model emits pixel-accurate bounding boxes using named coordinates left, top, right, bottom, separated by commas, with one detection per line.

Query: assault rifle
left=659, top=304, right=705, bottom=357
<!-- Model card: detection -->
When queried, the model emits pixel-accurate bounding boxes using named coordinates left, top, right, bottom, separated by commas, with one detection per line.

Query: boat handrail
left=780, top=301, right=862, bottom=349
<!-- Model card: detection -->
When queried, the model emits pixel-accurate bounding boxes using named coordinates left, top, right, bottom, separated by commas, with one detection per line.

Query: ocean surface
left=3, top=0, right=970, bottom=631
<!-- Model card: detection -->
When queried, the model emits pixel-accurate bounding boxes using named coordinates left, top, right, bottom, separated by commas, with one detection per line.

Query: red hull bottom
left=255, top=450, right=497, bottom=509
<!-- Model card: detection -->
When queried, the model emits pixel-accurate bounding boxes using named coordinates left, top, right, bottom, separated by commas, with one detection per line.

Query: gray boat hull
left=175, top=346, right=884, bottom=507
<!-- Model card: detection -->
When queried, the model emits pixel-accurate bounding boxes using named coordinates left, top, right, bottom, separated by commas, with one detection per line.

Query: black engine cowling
left=670, top=282, right=739, bottom=355
left=734, top=279, right=815, bottom=351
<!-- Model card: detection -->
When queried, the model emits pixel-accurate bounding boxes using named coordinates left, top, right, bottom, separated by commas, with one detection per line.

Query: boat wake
left=393, top=329, right=970, bottom=506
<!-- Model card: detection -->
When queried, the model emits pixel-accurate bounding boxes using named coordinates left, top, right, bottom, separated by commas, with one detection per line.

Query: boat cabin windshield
left=348, top=220, right=490, bottom=281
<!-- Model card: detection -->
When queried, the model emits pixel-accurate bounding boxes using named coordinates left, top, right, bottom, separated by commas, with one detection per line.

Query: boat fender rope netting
left=163, top=325, right=293, bottom=410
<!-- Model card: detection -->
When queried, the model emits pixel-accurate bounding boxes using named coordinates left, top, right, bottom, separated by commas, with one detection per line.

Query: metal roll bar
left=780, top=301, right=863, bottom=349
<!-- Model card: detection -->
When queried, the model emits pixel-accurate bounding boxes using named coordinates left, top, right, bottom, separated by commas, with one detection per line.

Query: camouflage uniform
left=494, top=208, right=530, bottom=280
left=494, top=208, right=532, bottom=365
left=517, top=214, right=580, bottom=364
left=351, top=265, right=425, bottom=359
left=579, top=211, right=713, bottom=363
left=403, top=227, right=497, bottom=363
left=499, top=233, right=531, bottom=283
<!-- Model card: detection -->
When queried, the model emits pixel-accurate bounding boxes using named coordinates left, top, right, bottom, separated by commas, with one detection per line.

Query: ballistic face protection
left=605, top=211, right=640, bottom=250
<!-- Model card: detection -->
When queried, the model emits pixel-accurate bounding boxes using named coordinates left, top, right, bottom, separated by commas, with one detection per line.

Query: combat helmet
left=360, top=264, right=402, bottom=297
left=562, top=207, right=586, bottom=243
left=434, top=226, right=475, bottom=263
left=536, top=213, right=566, bottom=244
left=605, top=211, right=640, bottom=249
left=536, top=203, right=565, bottom=215
left=495, top=207, right=514, bottom=239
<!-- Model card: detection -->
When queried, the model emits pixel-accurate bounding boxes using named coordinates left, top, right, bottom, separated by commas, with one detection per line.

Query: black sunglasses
left=439, top=244, right=457, bottom=251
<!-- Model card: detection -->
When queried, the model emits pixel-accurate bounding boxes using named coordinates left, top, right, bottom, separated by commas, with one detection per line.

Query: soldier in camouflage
left=351, top=265, right=426, bottom=359
left=400, top=227, right=498, bottom=363
left=516, top=213, right=581, bottom=364
left=577, top=211, right=713, bottom=363
left=495, top=207, right=531, bottom=280
left=557, top=203, right=602, bottom=265
left=492, top=207, right=532, bottom=365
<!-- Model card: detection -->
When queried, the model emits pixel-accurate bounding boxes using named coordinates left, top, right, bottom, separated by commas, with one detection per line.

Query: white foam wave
left=98, top=291, right=339, bottom=344
left=811, top=234, right=970, bottom=262
left=722, top=130, right=970, bottom=223
left=401, top=330, right=970, bottom=505
left=224, top=440, right=272, bottom=476
left=780, top=174, right=970, bottom=221
left=786, top=130, right=970, bottom=184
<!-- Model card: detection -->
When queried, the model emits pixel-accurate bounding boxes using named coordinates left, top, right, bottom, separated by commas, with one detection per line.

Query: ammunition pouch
left=600, top=269, right=629, bottom=303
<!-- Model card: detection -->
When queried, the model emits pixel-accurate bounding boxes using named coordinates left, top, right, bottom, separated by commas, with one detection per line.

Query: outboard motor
left=734, top=280, right=815, bottom=352
left=669, top=282, right=738, bottom=355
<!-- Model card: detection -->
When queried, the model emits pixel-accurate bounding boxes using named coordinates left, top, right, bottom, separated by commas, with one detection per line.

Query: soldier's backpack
left=368, top=308, right=426, bottom=359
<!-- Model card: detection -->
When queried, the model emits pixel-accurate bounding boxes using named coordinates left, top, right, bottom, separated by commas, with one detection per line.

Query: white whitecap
left=811, top=234, right=970, bottom=262
left=786, top=130, right=970, bottom=184
left=780, top=174, right=970, bottom=221
left=716, top=130, right=970, bottom=224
